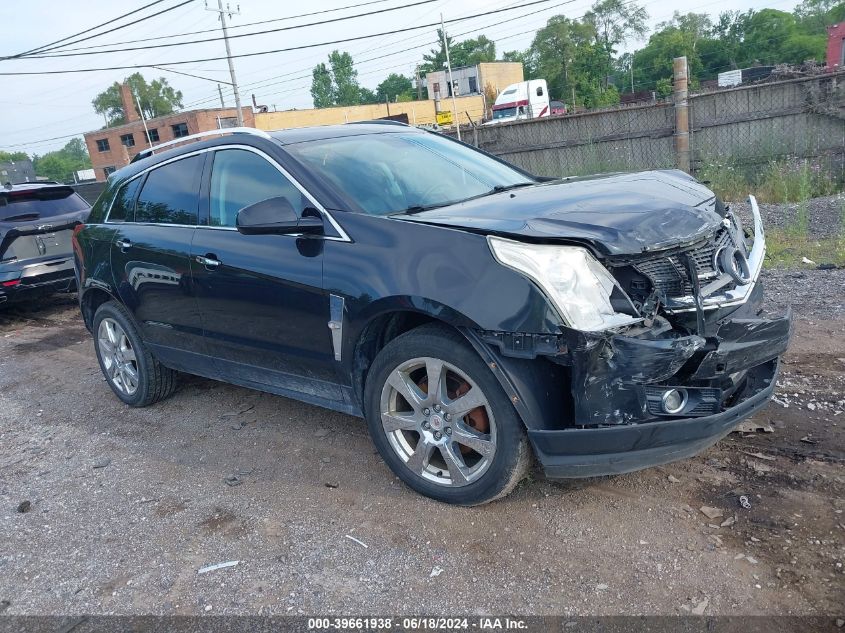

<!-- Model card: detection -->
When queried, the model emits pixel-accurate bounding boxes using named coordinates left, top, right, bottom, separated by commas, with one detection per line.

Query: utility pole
left=673, top=56, right=691, bottom=173
left=415, top=64, right=422, bottom=100
left=134, top=90, right=153, bottom=149
left=440, top=13, right=460, bottom=141
left=217, top=83, right=225, bottom=108
left=207, top=0, right=244, bottom=126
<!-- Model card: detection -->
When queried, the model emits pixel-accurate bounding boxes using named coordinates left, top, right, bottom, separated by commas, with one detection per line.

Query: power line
left=182, top=0, right=580, bottom=108
left=20, top=0, right=451, bottom=59
left=2, top=0, right=193, bottom=60
left=0, top=0, right=562, bottom=75
left=42, top=0, right=403, bottom=54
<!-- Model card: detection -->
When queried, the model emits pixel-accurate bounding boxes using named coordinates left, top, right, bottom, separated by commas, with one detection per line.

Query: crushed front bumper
left=530, top=357, right=780, bottom=478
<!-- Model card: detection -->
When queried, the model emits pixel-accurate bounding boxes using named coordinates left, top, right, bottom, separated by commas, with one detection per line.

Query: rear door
left=110, top=154, right=206, bottom=366
left=190, top=147, right=339, bottom=398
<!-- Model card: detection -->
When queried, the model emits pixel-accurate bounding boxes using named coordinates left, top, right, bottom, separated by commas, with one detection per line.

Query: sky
left=1, top=0, right=802, bottom=157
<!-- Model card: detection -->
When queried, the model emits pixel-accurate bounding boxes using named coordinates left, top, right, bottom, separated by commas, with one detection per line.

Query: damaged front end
left=482, top=196, right=793, bottom=478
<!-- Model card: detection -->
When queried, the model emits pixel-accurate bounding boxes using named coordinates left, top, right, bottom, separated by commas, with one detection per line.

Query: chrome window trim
left=102, top=144, right=351, bottom=242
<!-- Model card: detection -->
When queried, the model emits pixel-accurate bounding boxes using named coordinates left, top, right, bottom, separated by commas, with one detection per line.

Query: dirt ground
left=0, top=278, right=842, bottom=617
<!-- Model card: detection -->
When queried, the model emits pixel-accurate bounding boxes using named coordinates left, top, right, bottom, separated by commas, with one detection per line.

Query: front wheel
left=364, top=324, right=530, bottom=505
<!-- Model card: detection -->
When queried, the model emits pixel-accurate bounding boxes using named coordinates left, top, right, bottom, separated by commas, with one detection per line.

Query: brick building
left=424, top=62, right=524, bottom=101
left=84, top=84, right=254, bottom=181
left=827, top=22, right=845, bottom=70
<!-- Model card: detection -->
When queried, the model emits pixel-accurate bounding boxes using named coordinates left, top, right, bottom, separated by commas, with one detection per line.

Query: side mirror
left=236, top=196, right=323, bottom=235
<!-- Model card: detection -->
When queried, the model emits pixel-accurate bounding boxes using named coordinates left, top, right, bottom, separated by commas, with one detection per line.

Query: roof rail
left=346, top=119, right=409, bottom=126
left=132, top=127, right=273, bottom=162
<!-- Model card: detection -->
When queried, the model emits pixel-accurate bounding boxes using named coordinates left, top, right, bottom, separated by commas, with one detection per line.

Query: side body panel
left=322, top=211, right=561, bottom=383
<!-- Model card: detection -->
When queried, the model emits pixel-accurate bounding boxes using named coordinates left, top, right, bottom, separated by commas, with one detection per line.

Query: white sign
left=76, top=169, right=96, bottom=182
left=718, top=69, right=742, bottom=88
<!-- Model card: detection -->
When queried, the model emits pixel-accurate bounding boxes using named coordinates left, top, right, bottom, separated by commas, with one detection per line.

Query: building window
left=103, top=166, right=116, bottom=177
left=468, top=76, right=478, bottom=93
left=146, top=128, right=159, bottom=143
left=171, top=122, right=189, bottom=138
left=120, top=133, right=135, bottom=148
left=96, top=139, right=110, bottom=152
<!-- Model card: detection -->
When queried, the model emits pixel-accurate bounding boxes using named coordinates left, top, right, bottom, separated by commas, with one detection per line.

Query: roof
left=268, top=121, right=419, bottom=145
left=110, top=121, right=422, bottom=183
left=1, top=181, right=70, bottom=193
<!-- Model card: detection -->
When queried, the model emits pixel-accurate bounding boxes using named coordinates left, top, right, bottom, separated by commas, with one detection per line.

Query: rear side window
left=0, top=188, right=89, bottom=221
left=209, top=149, right=304, bottom=228
left=106, top=177, right=142, bottom=223
left=135, top=155, right=202, bottom=225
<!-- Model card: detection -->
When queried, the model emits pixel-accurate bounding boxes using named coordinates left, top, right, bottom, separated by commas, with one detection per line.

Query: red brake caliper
left=418, top=374, right=489, bottom=455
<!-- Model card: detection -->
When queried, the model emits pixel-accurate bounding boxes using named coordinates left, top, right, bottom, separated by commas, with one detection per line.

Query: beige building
left=254, top=95, right=486, bottom=131
left=84, top=84, right=254, bottom=181
left=425, top=62, right=524, bottom=101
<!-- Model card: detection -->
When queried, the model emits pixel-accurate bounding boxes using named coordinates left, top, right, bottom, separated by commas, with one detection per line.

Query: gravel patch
left=732, top=193, right=845, bottom=238
left=761, top=268, right=845, bottom=319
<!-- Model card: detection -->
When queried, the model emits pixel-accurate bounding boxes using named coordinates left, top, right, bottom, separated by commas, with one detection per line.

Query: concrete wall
left=84, top=107, right=255, bottom=181
left=254, top=95, right=486, bottom=131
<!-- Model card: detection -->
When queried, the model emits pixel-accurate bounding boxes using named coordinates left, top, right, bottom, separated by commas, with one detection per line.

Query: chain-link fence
left=445, top=72, right=845, bottom=267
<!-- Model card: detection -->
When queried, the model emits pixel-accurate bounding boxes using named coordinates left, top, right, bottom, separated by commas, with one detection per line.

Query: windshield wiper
left=491, top=182, right=535, bottom=193
left=394, top=203, right=450, bottom=215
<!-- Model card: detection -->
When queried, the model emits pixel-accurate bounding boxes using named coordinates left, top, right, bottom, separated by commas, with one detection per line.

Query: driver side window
left=209, top=149, right=304, bottom=228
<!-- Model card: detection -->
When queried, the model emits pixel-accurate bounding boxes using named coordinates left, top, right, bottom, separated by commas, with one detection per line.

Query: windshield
left=284, top=132, right=533, bottom=216
left=0, top=188, right=89, bottom=221
left=492, top=108, right=517, bottom=120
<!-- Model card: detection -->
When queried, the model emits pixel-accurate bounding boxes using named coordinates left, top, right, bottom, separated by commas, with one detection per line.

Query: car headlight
left=488, top=236, right=641, bottom=332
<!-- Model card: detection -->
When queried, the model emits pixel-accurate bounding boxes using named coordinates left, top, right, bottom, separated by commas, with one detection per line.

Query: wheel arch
left=348, top=301, right=570, bottom=432
left=80, top=285, right=119, bottom=332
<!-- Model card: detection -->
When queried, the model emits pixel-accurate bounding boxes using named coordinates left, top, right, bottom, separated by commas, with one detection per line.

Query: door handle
left=195, top=255, right=221, bottom=268
left=115, top=238, right=132, bottom=250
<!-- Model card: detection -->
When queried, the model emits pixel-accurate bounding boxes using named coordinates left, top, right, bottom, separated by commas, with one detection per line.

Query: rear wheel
left=365, top=324, right=530, bottom=505
left=93, top=301, right=177, bottom=407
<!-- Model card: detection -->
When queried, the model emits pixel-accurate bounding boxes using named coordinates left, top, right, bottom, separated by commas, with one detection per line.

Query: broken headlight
left=488, top=236, right=641, bottom=332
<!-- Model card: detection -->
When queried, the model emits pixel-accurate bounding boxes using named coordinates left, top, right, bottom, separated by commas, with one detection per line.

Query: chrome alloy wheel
left=97, top=317, right=139, bottom=395
left=379, top=357, right=496, bottom=487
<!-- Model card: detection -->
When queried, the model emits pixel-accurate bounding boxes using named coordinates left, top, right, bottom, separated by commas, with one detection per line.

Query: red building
left=827, top=22, right=845, bottom=69
left=83, top=84, right=254, bottom=181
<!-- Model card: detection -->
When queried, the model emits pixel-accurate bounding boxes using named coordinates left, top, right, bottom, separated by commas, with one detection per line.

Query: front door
left=110, top=154, right=205, bottom=365
left=190, top=147, right=339, bottom=399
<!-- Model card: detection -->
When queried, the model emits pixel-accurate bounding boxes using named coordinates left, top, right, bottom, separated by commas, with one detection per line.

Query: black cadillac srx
left=72, top=123, right=792, bottom=505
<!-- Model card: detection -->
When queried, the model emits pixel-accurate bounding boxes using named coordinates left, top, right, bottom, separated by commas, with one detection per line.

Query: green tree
left=309, top=50, right=367, bottom=108
left=0, top=150, right=29, bottom=162
left=329, top=50, right=362, bottom=106
left=358, top=87, right=379, bottom=104
left=585, top=0, right=649, bottom=88
left=310, top=63, right=334, bottom=108
left=794, top=0, right=845, bottom=33
left=92, top=73, right=183, bottom=127
left=376, top=73, right=414, bottom=102
left=452, top=35, right=497, bottom=66
left=31, top=139, right=91, bottom=183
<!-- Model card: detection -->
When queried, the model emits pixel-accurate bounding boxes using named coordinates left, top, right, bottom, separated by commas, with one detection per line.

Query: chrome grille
left=633, top=229, right=734, bottom=299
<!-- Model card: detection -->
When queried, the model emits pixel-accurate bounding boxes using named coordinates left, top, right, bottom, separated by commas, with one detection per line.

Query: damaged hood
left=400, top=170, right=724, bottom=256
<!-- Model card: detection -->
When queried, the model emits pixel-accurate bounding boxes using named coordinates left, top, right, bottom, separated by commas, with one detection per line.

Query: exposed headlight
left=488, top=236, right=641, bottom=332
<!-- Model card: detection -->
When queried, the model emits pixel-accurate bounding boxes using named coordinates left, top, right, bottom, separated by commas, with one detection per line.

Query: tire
left=364, top=323, right=530, bottom=505
left=92, top=301, right=177, bottom=407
